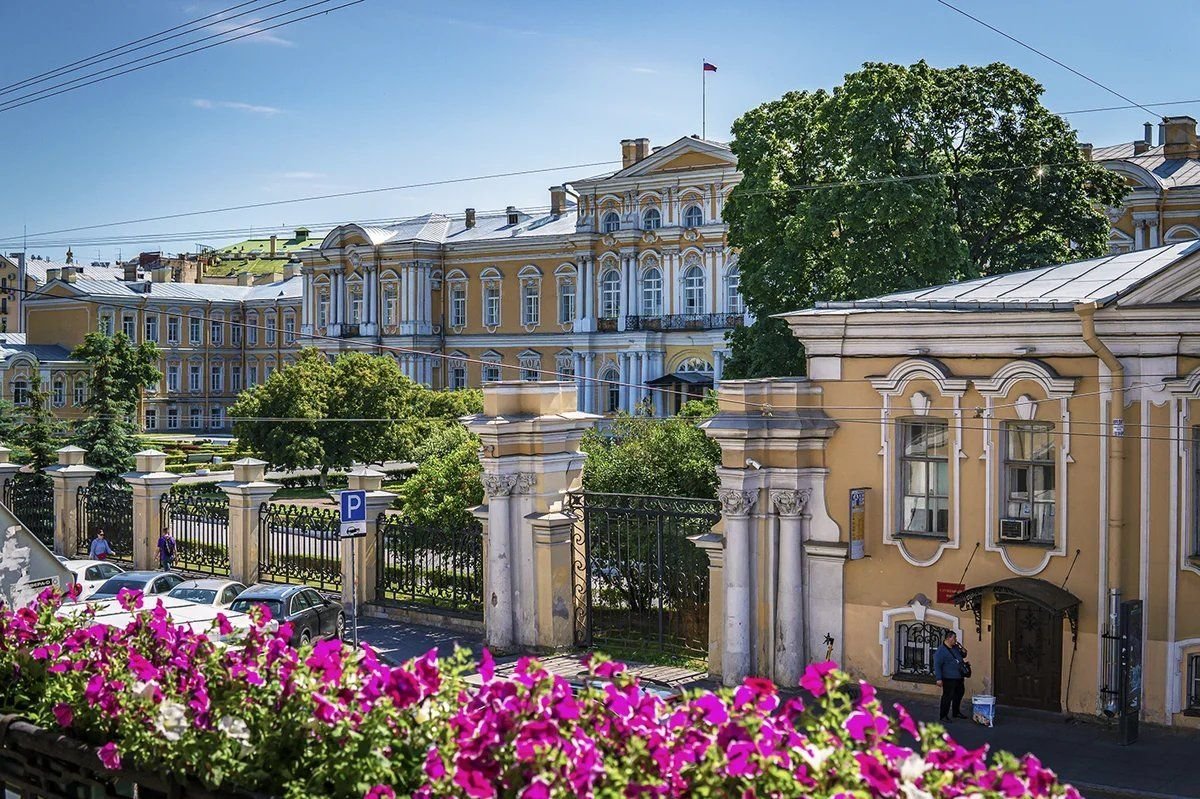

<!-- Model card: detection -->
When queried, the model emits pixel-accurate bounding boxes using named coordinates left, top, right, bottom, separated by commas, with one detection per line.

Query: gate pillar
left=219, top=458, right=279, bottom=585
left=0, top=445, right=20, bottom=500
left=464, top=381, right=600, bottom=653
left=700, top=379, right=842, bottom=687
left=340, top=465, right=395, bottom=615
left=46, top=446, right=98, bottom=558
left=122, top=450, right=180, bottom=570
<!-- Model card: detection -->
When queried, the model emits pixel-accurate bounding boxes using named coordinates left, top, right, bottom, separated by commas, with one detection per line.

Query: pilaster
left=218, top=458, right=279, bottom=585
left=122, top=450, right=181, bottom=570
left=46, top=446, right=98, bottom=558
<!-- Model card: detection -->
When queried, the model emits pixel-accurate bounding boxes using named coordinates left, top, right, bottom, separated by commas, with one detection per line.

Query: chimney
left=1079, top=142, right=1093, bottom=160
left=465, top=208, right=476, bottom=229
left=506, top=206, right=519, bottom=226
left=123, top=261, right=139, bottom=282
left=621, top=138, right=637, bottom=169
left=1144, top=122, right=1154, bottom=145
left=151, top=267, right=172, bottom=283
left=269, top=235, right=277, bottom=258
left=237, top=271, right=252, bottom=286
left=1163, top=116, right=1199, bottom=160
left=633, top=137, right=651, bottom=163
left=61, top=267, right=77, bottom=284
left=45, top=267, right=61, bottom=282
left=283, top=261, right=300, bottom=280
left=1134, top=139, right=1149, bottom=155
left=550, top=185, right=567, bottom=217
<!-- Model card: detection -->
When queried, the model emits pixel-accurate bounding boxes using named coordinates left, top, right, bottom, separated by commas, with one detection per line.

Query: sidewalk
left=877, top=689, right=1200, bottom=799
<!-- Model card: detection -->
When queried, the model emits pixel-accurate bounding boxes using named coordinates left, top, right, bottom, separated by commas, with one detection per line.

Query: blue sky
left=1, top=0, right=1197, bottom=262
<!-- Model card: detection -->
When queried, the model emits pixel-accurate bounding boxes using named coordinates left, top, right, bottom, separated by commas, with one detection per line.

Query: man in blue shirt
left=934, top=630, right=970, bottom=723
left=88, top=529, right=114, bottom=561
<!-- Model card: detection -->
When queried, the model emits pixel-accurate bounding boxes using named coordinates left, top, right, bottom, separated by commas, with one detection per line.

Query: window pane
left=1031, top=428, right=1054, bottom=462
left=902, top=495, right=931, bottom=532
left=902, top=460, right=927, bottom=496
left=933, top=461, right=949, bottom=497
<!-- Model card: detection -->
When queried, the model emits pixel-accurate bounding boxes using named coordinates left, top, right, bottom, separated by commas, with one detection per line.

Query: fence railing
left=76, top=478, right=134, bottom=564
left=375, top=513, right=482, bottom=616
left=624, top=313, right=745, bottom=332
left=2, top=473, right=54, bottom=549
left=162, top=492, right=230, bottom=575
left=257, top=502, right=341, bottom=592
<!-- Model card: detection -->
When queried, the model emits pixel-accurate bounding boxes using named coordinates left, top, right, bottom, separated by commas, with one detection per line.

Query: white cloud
left=630, top=67, right=658, bottom=74
left=278, top=171, right=324, bottom=180
left=210, top=20, right=296, bottom=47
left=192, top=99, right=284, bottom=115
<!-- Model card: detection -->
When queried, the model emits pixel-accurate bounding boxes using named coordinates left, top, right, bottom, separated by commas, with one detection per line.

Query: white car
left=61, top=559, right=125, bottom=599
left=167, top=579, right=248, bottom=609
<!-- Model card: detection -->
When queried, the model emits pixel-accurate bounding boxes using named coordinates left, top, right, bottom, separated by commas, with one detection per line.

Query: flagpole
left=702, top=58, right=707, bottom=140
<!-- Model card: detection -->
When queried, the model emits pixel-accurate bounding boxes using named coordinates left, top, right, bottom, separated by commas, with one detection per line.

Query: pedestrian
left=158, top=528, right=177, bottom=572
left=934, top=630, right=970, bottom=723
left=88, top=529, right=114, bottom=561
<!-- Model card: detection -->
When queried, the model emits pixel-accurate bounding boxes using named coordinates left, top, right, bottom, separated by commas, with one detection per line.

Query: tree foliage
left=71, top=332, right=162, bottom=475
left=18, top=372, right=64, bottom=471
left=396, top=425, right=483, bottom=529
left=581, top=409, right=721, bottom=499
left=723, top=61, right=1127, bottom=378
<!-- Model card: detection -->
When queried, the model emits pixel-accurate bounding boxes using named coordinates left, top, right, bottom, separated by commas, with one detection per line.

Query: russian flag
left=703, top=61, right=717, bottom=72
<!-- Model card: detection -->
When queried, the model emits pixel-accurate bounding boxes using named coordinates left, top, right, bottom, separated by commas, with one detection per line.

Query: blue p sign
left=340, top=490, right=367, bottom=524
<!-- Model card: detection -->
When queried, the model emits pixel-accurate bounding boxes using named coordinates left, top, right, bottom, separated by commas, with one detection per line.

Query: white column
left=652, top=352, right=666, bottom=417
left=483, top=475, right=516, bottom=651
left=720, top=489, right=757, bottom=685
left=633, top=352, right=644, bottom=411
left=574, top=260, right=586, bottom=324
left=771, top=490, right=809, bottom=686
left=585, top=353, right=597, bottom=413
left=573, top=353, right=585, bottom=411
left=617, top=353, right=629, bottom=412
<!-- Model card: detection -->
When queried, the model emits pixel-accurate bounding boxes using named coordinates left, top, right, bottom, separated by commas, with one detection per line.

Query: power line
left=0, top=0, right=366, bottom=115
left=1057, top=99, right=1200, bottom=117
left=0, top=0, right=287, bottom=98
left=933, top=0, right=1161, bottom=121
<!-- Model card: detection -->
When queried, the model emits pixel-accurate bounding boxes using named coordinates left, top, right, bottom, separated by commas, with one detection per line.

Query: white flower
left=899, top=754, right=930, bottom=782
left=900, top=783, right=934, bottom=799
left=217, top=715, right=250, bottom=742
left=797, top=745, right=834, bottom=771
left=155, top=701, right=188, bottom=742
left=132, top=680, right=158, bottom=701
left=415, top=701, right=434, bottom=725
left=265, top=620, right=280, bottom=633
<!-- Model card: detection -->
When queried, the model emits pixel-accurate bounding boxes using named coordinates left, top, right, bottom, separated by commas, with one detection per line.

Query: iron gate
left=161, top=492, right=230, bottom=575
left=76, top=478, right=133, bottom=564
left=2, top=473, right=54, bottom=549
left=375, top=513, right=482, bottom=616
left=257, top=503, right=341, bottom=592
left=565, top=491, right=720, bottom=658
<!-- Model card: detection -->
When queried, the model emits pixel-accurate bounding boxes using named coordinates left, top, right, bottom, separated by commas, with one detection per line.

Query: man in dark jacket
left=933, top=630, right=970, bottom=723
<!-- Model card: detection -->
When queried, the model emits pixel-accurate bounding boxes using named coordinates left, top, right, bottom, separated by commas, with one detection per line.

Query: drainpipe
left=1076, top=301, right=1124, bottom=713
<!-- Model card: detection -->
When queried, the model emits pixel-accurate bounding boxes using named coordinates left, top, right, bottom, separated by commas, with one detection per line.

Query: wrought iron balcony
left=624, top=313, right=746, bottom=332
left=597, top=317, right=619, bottom=333
left=337, top=323, right=361, bottom=337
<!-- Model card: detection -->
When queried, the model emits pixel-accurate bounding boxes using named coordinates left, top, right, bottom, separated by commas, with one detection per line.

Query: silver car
left=167, top=579, right=248, bottom=609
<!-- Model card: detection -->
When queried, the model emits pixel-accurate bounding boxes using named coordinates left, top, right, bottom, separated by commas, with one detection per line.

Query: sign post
left=1118, top=599, right=1143, bottom=745
left=339, top=489, right=367, bottom=648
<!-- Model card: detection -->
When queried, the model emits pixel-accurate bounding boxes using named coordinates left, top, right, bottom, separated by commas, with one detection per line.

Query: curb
left=1071, top=781, right=1194, bottom=799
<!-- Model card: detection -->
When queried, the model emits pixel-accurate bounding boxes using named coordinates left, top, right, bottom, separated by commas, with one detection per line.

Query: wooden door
left=993, top=601, right=1063, bottom=711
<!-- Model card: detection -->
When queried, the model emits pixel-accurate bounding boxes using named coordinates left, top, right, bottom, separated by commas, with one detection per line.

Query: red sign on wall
left=937, top=582, right=965, bottom=604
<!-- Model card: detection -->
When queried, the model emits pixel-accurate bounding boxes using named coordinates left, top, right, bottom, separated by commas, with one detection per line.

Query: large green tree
left=17, top=372, right=64, bottom=471
left=723, top=61, right=1127, bottom=378
left=396, top=425, right=483, bottom=529
left=71, top=332, right=162, bottom=475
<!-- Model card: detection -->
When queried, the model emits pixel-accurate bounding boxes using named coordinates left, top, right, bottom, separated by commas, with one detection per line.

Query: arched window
left=683, top=263, right=706, bottom=314
left=641, top=266, right=663, bottom=316
left=601, top=367, right=621, bottom=413
left=725, top=265, right=743, bottom=314
left=677, top=357, right=713, bottom=373
left=642, top=207, right=661, bottom=230
left=683, top=204, right=703, bottom=228
left=600, top=268, right=621, bottom=319
left=316, top=283, right=330, bottom=328
left=519, top=267, right=542, bottom=327
left=347, top=281, right=364, bottom=324
left=482, top=272, right=501, bottom=327
left=382, top=278, right=399, bottom=327
left=602, top=211, right=621, bottom=233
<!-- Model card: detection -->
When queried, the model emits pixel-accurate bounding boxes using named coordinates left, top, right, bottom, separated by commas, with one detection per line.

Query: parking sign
left=339, top=490, right=367, bottom=538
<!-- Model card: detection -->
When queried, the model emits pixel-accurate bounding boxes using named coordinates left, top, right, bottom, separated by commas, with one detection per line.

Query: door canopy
left=949, top=577, right=1081, bottom=644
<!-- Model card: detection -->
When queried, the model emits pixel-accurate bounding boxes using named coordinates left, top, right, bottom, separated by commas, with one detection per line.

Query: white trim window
left=231, top=316, right=242, bottom=346
left=122, top=314, right=136, bottom=340
left=284, top=313, right=296, bottom=344
left=1002, top=422, right=1056, bottom=544
left=167, top=407, right=179, bottom=430
left=558, top=278, right=576, bottom=324
left=683, top=204, right=703, bottom=228
left=247, top=313, right=259, bottom=346
left=383, top=283, right=399, bottom=327
left=893, top=620, right=950, bottom=682
left=556, top=351, right=575, bottom=379
left=317, top=288, right=330, bottom=328
left=641, top=266, right=663, bottom=317
left=167, top=315, right=180, bottom=344
left=210, top=406, right=223, bottom=428
left=521, top=279, right=540, bottom=327
left=99, top=312, right=114, bottom=336
left=898, top=420, right=949, bottom=537
left=600, top=268, right=621, bottom=319
left=448, top=356, right=467, bottom=390
left=481, top=354, right=502, bottom=383
left=231, top=365, right=242, bottom=392
left=11, top=379, right=28, bottom=406
left=265, top=313, right=277, bottom=345
left=602, top=367, right=620, bottom=413
left=51, top=379, right=65, bottom=408
left=348, top=283, right=363, bottom=324
left=726, top=266, right=743, bottom=314
left=642, top=207, right=661, bottom=230
left=190, top=406, right=203, bottom=430
left=519, top=351, right=540, bottom=381
left=682, top=262, right=706, bottom=314
left=144, top=408, right=157, bottom=431
left=210, top=364, right=223, bottom=393
left=189, top=315, right=202, bottom=345
left=602, top=211, right=621, bottom=233
left=73, top=378, right=87, bottom=406
left=450, top=281, right=467, bottom=328
left=483, top=279, right=501, bottom=327
left=167, top=364, right=180, bottom=393
left=247, top=365, right=258, bottom=388
left=144, top=315, right=159, bottom=343
left=188, top=363, right=202, bottom=392
left=210, top=319, right=223, bottom=346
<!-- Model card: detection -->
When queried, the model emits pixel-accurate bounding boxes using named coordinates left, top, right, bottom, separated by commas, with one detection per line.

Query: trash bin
left=972, top=694, right=995, bottom=727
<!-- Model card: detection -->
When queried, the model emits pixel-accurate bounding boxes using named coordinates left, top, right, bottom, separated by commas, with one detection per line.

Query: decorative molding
left=910, top=391, right=931, bottom=417
left=870, top=357, right=968, bottom=397
left=879, top=603, right=962, bottom=678
left=973, top=359, right=1076, bottom=399
left=770, top=489, right=810, bottom=517
left=718, top=488, right=757, bottom=517
left=482, top=473, right=519, bottom=497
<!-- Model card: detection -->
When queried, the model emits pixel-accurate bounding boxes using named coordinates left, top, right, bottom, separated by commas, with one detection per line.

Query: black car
left=228, top=584, right=345, bottom=646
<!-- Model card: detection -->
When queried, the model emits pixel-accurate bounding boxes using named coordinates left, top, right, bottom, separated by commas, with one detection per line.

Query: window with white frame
left=483, top=279, right=501, bottom=327
left=521, top=279, right=540, bottom=326
left=600, top=268, right=621, bottom=318
left=74, top=378, right=87, bottom=406
left=264, top=361, right=275, bottom=381
left=642, top=207, right=661, bottom=230
left=682, top=262, right=706, bottom=314
left=683, top=204, right=703, bottom=228
left=52, top=379, right=65, bottom=407
left=893, top=621, right=950, bottom=682
left=448, top=357, right=467, bottom=390
left=348, top=284, right=363, bottom=324
left=265, top=313, right=277, bottom=345
left=898, top=420, right=949, bottom=536
left=601, top=368, right=620, bottom=413
left=189, top=363, right=201, bottom=392
left=641, top=265, right=663, bottom=316
left=481, top=354, right=502, bottom=383
left=12, top=379, right=28, bottom=406
left=558, top=278, right=576, bottom=324
left=1002, top=422, right=1056, bottom=544
left=122, top=314, right=136, bottom=340
left=167, top=407, right=179, bottom=430
left=211, top=406, right=223, bottom=428
left=247, top=365, right=258, bottom=388
left=167, top=364, right=180, bottom=393
left=519, top=351, right=540, bottom=381
left=602, top=211, right=621, bottom=233
left=450, top=282, right=467, bottom=328
left=247, top=313, right=258, bottom=346
left=231, top=317, right=242, bottom=346
left=167, top=315, right=180, bottom=344
left=317, top=288, right=330, bottom=328
left=210, top=319, right=223, bottom=346
left=556, top=351, right=575, bottom=378
left=189, top=316, right=202, bottom=345
left=144, top=408, right=157, bottom=431
left=210, top=364, right=223, bottom=393
left=383, top=283, right=399, bottom=326
left=144, top=315, right=159, bottom=343
left=284, top=314, right=296, bottom=344
left=726, top=266, right=743, bottom=314
left=190, top=406, right=203, bottom=429
left=1188, top=654, right=1200, bottom=712
left=99, top=312, right=114, bottom=336
left=231, top=365, right=242, bottom=393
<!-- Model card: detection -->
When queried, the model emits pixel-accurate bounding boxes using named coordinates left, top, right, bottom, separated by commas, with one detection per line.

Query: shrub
left=0, top=589, right=1081, bottom=799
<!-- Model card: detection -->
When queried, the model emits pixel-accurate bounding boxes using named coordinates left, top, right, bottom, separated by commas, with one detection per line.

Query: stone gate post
left=123, top=450, right=180, bottom=570
left=47, top=446, right=98, bottom=558
left=220, top=458, right=279, bottom=585
left=338, top=465, right=396, bottom=615
left=463, top=381, right=599, bottom=653
left=700, top=378, right=843, bottom=687
left=0, top=445, right=20, bottom=502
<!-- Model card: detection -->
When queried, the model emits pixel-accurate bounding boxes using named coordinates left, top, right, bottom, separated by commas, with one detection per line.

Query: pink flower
left=424, top=746, right=446, bottom=779
left=453, top=764, right=496, bottom=799
left=893, top=702, right=920, bottom=739
left=97, top=742, right=121, bottom=771
left=858, top=680, right=876, bottom=706
left=115, top=588, right=142, bottom=612
left=215, top=613, right=233, bottom=636
left=799, top=660, right=837, bottom=697
left=1000, top=772, right=1028, bottom=797
left=52, top=702, right=73, bottom=728
left=844, top=709, right=890, bottom=742
left=855, top=751, right=897, bottom=795
left=479, top=649, right=495, bottom=682
left=363, top=786, right=395, bottom=799
left=519, top=778, right=550, bottom=799
left=692, top=693, right=729, bottom=725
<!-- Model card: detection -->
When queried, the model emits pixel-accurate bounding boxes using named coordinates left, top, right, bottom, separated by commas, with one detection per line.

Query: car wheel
left=334, top=613, right=345, bottom=641
left=299, top=629, right=312, bottom=647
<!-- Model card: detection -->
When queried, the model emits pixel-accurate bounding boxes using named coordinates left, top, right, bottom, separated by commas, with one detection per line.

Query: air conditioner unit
left=998, top=517, right=1030, bottom=542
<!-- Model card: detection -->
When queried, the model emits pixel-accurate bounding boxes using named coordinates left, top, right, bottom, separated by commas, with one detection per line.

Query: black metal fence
left=76, top=478, right=134, bottom=564
left=161, top=492, right=230, bottom=575
left=375, top=513, right=482, bottom=616
left=2, top=473, right=54, bottom=549
left=566, top=491, right=719, bottom=658
left=257, top=502, right=341, bottom=592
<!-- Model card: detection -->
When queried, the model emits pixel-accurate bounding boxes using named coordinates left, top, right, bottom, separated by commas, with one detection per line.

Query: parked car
left=167, top=579, right=248, bottom=609
left=229, top=584, right=345, bottom=646
left=61, top=559, right=125, bottom=599
left=87, top=570, right=186, bottom=601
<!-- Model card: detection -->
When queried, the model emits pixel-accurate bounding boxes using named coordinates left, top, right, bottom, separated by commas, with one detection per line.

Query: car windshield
left=169, top=588, right=217, bottom=604
left=93, top=578, right=148, bottom=596
left=229, top=598, right=284, bottom=618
